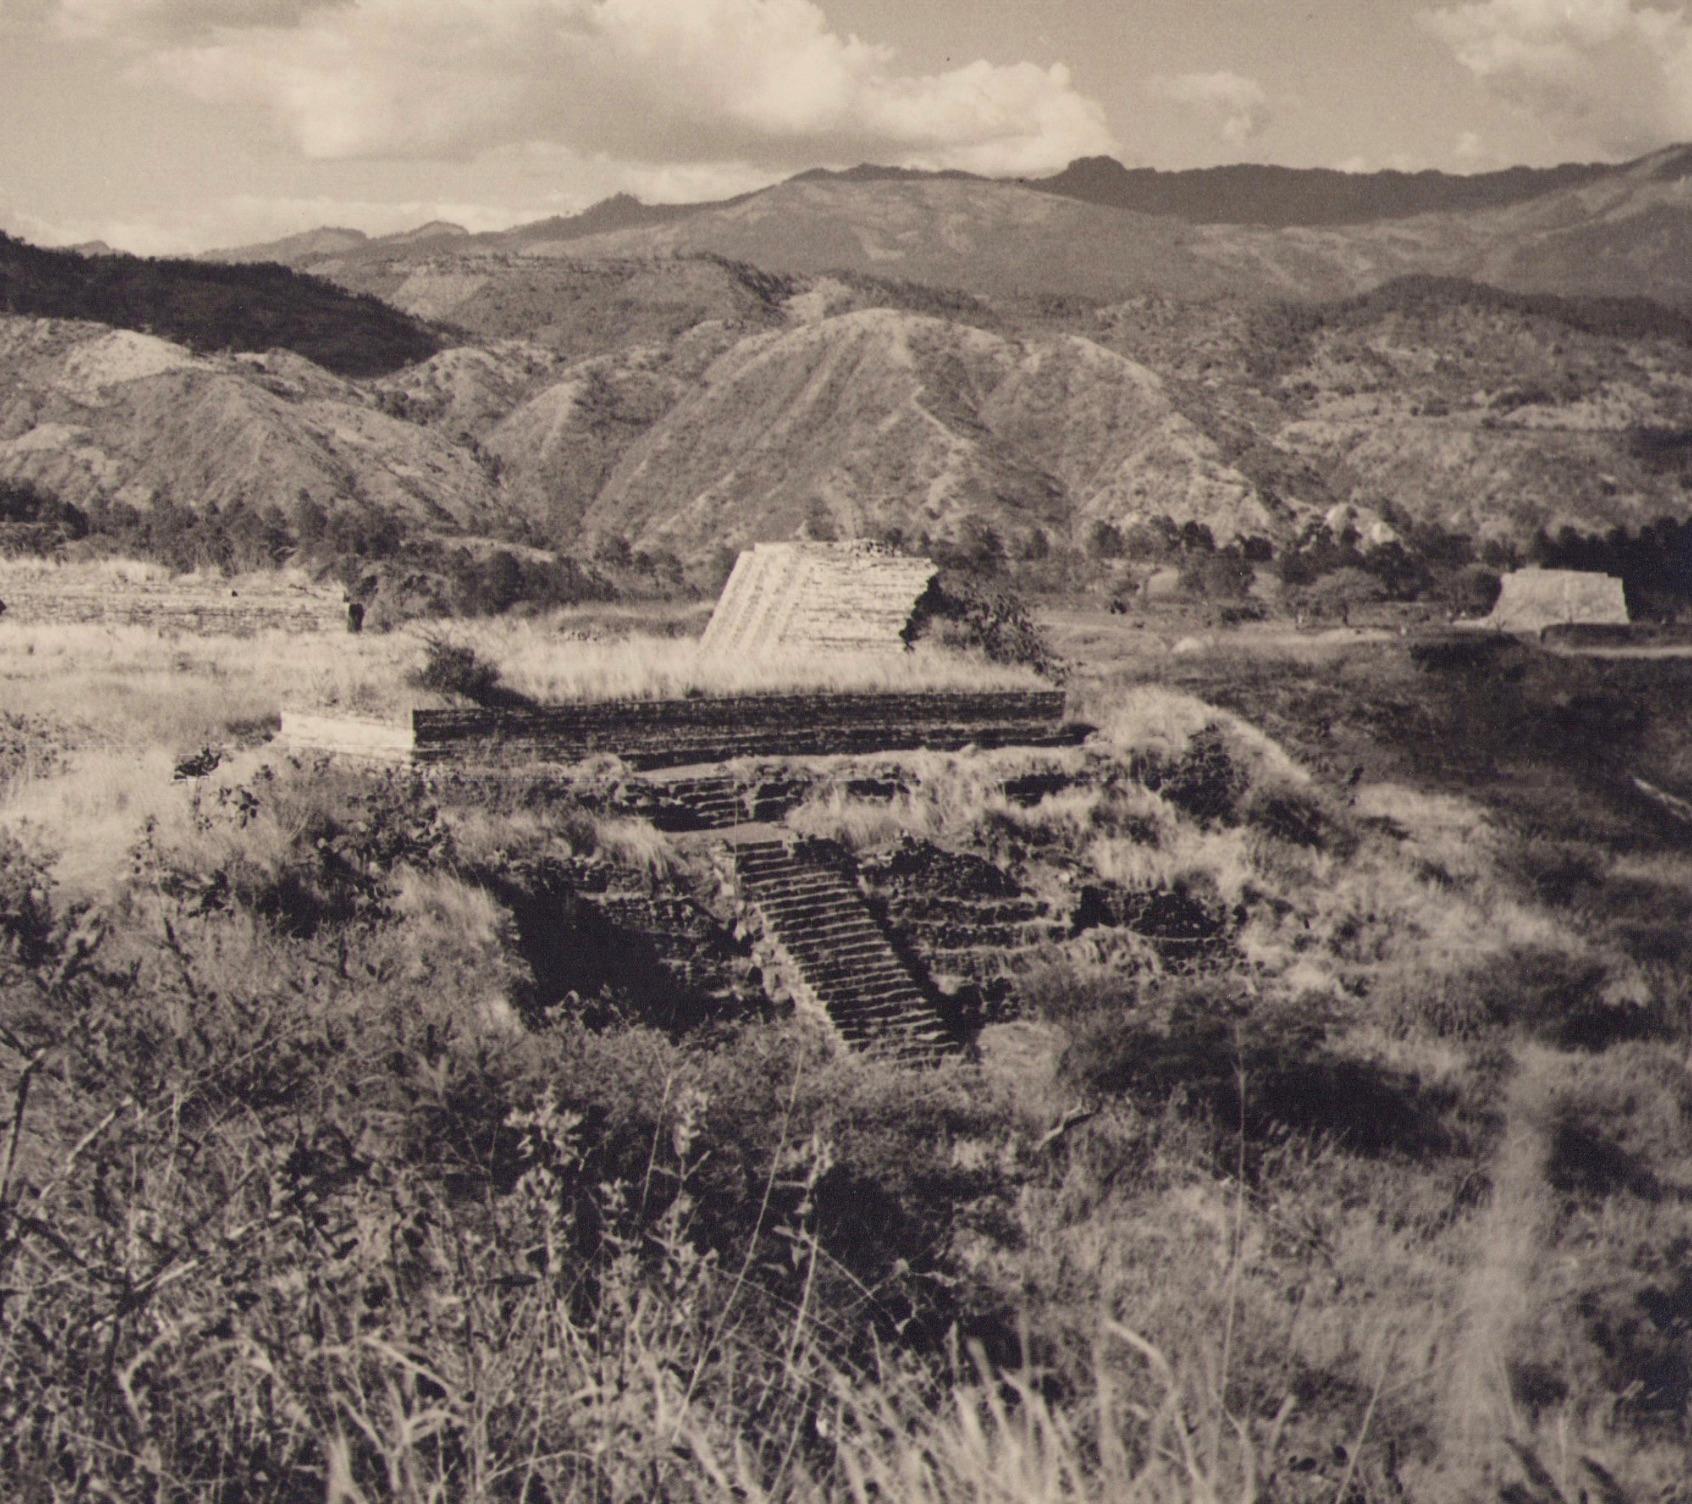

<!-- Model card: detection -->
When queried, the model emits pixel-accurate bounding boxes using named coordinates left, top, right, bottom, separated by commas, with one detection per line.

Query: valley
left=4, top=139, right=1692, bottom=1503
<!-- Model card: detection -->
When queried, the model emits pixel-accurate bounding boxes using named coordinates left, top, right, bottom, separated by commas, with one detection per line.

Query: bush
left=407, top=633, right=505, bottom=704
left=903, top=570, right=1063, bottom=677
left=1378, top=943, right=1641, bottom=1048
left=1059, top=981, right=1445, bottom=1155
left=1130, top=724, right=1248, bottom=826
left=1240, top=780, right=1348, bottom=853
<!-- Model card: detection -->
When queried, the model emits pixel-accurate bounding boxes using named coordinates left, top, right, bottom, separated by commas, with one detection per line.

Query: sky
left=3, top=0, right=1692, bottom=254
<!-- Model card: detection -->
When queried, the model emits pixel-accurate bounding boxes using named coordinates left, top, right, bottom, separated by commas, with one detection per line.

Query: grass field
left=3, top=594, right=1691, bottom=1502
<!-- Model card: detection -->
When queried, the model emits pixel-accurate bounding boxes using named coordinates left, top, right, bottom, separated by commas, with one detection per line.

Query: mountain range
left=214, top=145, right=1692, bottom=306
left=6, top=147, right=1692, bottom=569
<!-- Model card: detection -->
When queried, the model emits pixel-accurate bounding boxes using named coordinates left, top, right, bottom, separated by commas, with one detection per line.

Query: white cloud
left=55, top=0, right=1116, bottom=175
left=1150, top=70, right=1273, bottom=145
left=1453, top=128, right=1490, bottom=164
left=1422, top=0, right=1692, bottom=154
left=55, top=0, right=350, bottom=37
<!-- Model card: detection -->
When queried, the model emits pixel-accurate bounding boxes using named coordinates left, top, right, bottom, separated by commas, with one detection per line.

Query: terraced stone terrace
left=276, top=678, right=1098, bottom=1061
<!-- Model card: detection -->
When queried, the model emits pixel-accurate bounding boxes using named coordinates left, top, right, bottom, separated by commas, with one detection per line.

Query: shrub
left=1059, top=981, right=1445, bottom=1155
left=1131, top=724, right=1249, bottom=826
left=903, top=570, right=1063, bottom=677
left=1241, top=778, right=1352, bottom=855
left=1378, top=943, right=1641, bottom=1048
left=407, top=633, right=505, bottom=703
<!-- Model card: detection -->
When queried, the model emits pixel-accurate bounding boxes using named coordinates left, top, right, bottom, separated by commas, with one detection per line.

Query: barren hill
left=567, top=307, right=1274, bottom=555
left=0, top=318, right=505, bottom=528
left=203, top=226, right=372, bottom=265
left=7, top=239, right=1692, bottom=565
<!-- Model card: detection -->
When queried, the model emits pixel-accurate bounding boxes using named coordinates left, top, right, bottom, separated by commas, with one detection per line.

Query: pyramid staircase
left=728, top=836, right=958, bottom=1064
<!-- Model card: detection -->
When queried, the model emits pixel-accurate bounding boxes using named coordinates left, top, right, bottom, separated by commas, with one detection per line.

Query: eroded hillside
left=7, top=243, right=1692, bottom=562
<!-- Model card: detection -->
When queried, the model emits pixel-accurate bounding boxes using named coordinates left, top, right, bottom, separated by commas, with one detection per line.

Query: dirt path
left=1441, top=1044, right=1564, bottom=1484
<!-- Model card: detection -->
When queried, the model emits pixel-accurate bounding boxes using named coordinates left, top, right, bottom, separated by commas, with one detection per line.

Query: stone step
left=770, top=948, right=892, bottom=977
left=768, top=909, right=877, bottom=936
left=733, top=841, right=791, bottom=860
left=778, top=929, right=888, bottom=958
left=747, top=879, right=856, bottom=903
left=799, top=948, right=912, bottom=975
left=756, top=896, right=864, bottom=924
left=835, top=1007, right=943, bottom=1034
left=817, top=985, right=931, bottom=1013
left=731, top=838, right=959, bottom=1064
left=807, top=971, right=920, bottom=998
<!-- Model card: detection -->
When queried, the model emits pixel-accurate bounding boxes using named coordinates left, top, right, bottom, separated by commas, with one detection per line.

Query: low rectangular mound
left=282, top=689, right=1076, bottom=771
left=411, top=689, right=1074, bottom=770
left=1484, top=568, right=1628, bottom=634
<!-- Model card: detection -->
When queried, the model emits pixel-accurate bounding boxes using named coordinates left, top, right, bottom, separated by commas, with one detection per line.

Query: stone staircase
left=729, top=836, right=957, bottom=1064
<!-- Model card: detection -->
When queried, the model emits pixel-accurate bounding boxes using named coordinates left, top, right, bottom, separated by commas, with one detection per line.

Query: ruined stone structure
left=282, top=690, right=1076, bottom=771
left=0, top=567, right=343, bottom=635
left=1483, top=568, right=1629, bottom=635
left=700, top=541, right=937, bottom=657
left=720, top=834, right=958, bottom=1063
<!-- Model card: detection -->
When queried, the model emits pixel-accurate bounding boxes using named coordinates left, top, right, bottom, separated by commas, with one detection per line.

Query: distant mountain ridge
left=193, top=144, right=1692, bottom=310
left=197, top=146, right=1664, bottom=271
left=1026, top=155, right=1615, bottom=226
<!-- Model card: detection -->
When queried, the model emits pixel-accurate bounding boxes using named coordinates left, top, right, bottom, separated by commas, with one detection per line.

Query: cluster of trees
left=0, top=479, right=622, bottom=618
left=0, top=232, right=441, bottom=377
left=1529, top=516, right=1692, bottom=614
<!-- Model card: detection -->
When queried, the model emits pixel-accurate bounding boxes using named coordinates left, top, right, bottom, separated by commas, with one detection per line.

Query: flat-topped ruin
left=1481, top=567, right=1629, bottom=635
left=281, top=688, right=1076, bottom=771
left=0, top=563, right=343, bottom=635
left=700, top=541, right=937, bottom=657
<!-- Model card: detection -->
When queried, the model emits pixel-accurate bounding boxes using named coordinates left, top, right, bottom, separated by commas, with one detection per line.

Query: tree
left=802, top=500, right=838, bottom=542
left=593, top=533, right=632, bottom=571
left=1178, top=549, right=1254, bottom=600
left=1179, top=520, right=1217, bottom=554
left=956, top=515, right=1006, bottom=575
left=1086, top=519, right=1124, bottom=560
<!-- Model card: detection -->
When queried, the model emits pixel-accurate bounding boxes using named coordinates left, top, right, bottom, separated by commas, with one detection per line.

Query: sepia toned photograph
left=3, top=0, right=1692, bottom=1498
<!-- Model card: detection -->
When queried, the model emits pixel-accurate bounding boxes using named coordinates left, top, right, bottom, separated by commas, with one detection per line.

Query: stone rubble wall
left=409, top=690, right=1073, bottom=771
left=700, top=542, right=937, bottom=656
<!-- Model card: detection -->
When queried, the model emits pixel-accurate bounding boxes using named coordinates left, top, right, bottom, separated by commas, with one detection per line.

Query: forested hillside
left=0, top=233, right=443, bottom=377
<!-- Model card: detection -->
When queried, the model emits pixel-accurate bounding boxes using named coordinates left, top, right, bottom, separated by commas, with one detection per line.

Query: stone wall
left=409, top=690, right=1074, bottom=770
left=276, top=711, right=415, bottom=764
left=0, top=568, right=344, bottom=635
left=699, top=541, right=937, bottom=656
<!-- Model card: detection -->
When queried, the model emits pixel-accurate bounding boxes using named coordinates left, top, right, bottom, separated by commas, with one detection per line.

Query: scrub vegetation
left=2, top=606, right=1691, bottom=1503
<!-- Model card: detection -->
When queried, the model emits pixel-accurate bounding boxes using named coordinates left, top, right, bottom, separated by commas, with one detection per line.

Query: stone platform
left=282, top=688, right=1077, bottom=771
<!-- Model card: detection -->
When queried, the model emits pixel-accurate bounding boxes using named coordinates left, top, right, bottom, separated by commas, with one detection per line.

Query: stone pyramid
left=700, top=541, right=938, bottom=657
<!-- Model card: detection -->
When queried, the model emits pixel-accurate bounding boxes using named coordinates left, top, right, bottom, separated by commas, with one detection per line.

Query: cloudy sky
left=3, top=0, right=1691, bottom=253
